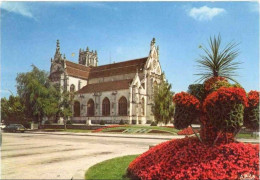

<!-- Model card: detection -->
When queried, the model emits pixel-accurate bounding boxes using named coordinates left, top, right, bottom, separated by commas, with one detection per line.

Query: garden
left=85, top=35, right=259, bottom=180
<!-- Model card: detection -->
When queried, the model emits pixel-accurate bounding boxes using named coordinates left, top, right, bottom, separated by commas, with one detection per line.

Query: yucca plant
left=195, top=35, right=241, bottom=83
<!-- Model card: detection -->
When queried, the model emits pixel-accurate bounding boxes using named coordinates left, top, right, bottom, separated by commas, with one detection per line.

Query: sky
left=1, top=1, right=259, bottom=98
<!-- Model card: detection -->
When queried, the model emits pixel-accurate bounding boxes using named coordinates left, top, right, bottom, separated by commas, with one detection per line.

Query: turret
left=78, top=46, right=98, bottom=67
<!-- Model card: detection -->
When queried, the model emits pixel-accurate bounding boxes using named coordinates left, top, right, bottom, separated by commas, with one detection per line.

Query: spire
left=95, top=50, right=97, bottom=55
left=86, top=47, right=89, bottom=52
left=151, top=37, right=156, bottom=47
left=54, top=39, right=61, bottom=59
left=63, top=54, right=66, bottom=59
left=56, top=39, right=60, bottom=53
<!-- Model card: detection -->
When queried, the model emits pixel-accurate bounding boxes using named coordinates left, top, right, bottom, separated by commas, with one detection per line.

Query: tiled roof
left=65, top=61, right=91, bottom=80
left=76, top=79, right=132, bottom=94
left=89, top=57, right=147, bottom=79
left=65, top=57, right=147, bottom=80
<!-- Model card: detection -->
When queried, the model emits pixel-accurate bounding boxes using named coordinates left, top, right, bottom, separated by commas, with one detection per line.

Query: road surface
left=1, top=132, right=168, bottom=179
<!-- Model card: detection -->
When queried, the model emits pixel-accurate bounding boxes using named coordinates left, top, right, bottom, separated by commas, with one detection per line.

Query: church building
left=49, top=38, right=162, bottom=124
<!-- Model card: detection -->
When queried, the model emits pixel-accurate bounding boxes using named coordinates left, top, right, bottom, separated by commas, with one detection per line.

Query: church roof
left=88, top=57, right=147, bottom=79
left=65, top=61, right=91, bottom=80
left=65, top=57, right=147, bottom=80
left=76, top=79, right=132, bottom=94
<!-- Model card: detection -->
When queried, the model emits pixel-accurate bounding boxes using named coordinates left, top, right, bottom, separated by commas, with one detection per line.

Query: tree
left=16, top=65, right=58, bottom=124
left=187, top=84, right=206, bottom=102
left=57, top=91, right=73, bottom=129
left=1, top=96, right=26, bottom=125
left=152, top=74, right=174, bottom=125
left=195, top=35, right=241, bottom=82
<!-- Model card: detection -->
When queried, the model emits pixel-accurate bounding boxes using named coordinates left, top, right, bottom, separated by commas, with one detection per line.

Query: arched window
left=74, top=101, right=80, bottom=117
left=118, top=96, right=127, bottom=116
left=141, top=98, right=145, bottom=116
left=102, top=97, right=110, bottom=116
left=87, top=99, right=94, bottom=116
left=70, top=84, right=75, bottom=92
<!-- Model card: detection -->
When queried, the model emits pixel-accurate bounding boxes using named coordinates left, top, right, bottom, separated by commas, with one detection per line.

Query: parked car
left=0, top=123, right=6, bottom=129
left=3, top=124, right=26, bottom=133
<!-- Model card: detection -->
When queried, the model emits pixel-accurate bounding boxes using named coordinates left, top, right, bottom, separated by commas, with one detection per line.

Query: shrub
left=127, top=137, right=259, bottom=180
left=150, top=121, right=157, bottom=126
left=119, top=120, right=125, bottom=125
left=204, top=76, right=228, bottom=92
left=244, top=91, right=260, bottom=130
left=173, top=92, right=200, bottom=129
left=66, top=120, right=72, bottom=125
left=187, top=84, right=206, bottom=102
left=44, top=120, right=50, bottom=125
left=203, top=87, right=247, bottom=132
left=100, top=120, right=105, bottom=125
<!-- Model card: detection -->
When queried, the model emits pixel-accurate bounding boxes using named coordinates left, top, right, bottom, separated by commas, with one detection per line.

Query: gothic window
left=118, top=96, right=127, bottom=116
left=102, top=97, right=110, bottom=116
left=70, top=84, right=75, bottom=92
left=141, top=98, right=145, bottom=116
left=87, top=99, right=94, bottom=116
left=74, top=101, right=80, bottom=117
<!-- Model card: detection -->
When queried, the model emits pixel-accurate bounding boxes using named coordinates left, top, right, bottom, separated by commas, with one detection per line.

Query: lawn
left=100, top=125, right=179, bottom=134
left=43, top=129, right=92, bottom=133
left=236, top=133, right=259, bottom=139
left=85, top=154, right=139, bottom=180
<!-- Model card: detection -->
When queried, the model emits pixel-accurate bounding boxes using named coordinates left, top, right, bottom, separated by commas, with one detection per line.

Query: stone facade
left=49, top=38, right=162, bottom=124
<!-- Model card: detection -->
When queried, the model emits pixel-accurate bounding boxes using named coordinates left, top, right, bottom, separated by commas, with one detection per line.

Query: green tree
left=16, top=65, right=59, bottom=124
left=1, top=96, right=26, bottom=125
left=152, top=75, right=174, bottom=124
left=187, top=84, right=206, bottom=102
left=195, top=35, right=241, bottom=82
left=57, top=91, right=73, bottom=129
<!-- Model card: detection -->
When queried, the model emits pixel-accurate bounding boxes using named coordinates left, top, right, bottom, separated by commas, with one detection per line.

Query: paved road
left=1, top=132, right=168, bottom=179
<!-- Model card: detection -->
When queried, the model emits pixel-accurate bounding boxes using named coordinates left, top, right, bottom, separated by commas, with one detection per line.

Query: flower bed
left=148, top=130, right=172, bottom=134
left=127, top=137, right=259, bottom=180
left=92, top=125, right=127, bottom=133
left=177, top=126, right=198, bottom=135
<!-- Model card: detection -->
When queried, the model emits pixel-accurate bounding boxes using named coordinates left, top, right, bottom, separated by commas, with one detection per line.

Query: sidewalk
left=25, top=130, right=259, bottom=144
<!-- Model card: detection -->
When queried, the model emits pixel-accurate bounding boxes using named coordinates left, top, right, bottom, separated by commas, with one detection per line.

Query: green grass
left=236, top=133, right=259, bottom=139
left=43, top=129, right=92, bottom=133
left=101, top=125, right=179, bottom=134
left=85, top=154, right=139, bottom=180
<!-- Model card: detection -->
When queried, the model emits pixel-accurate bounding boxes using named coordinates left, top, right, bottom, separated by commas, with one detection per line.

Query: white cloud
left=189, top=6, right=225, bottom=21
left=0, top=2, right=36, bottom=20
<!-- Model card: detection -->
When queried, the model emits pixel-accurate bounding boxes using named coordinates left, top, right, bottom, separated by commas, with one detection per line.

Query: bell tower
left=78, top=47, right=98, bottom=67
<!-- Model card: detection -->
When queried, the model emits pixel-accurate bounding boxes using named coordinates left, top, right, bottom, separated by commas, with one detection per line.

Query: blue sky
left=1, top=1, right=259, bottom=98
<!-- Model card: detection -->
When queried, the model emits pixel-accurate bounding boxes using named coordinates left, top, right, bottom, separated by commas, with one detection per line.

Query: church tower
left=78, top=47, right=98, bottom=67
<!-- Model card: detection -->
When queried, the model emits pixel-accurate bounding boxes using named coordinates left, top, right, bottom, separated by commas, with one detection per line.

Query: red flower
left=173, top=92, right=200, bottom=110
left=127, top=137, right=259, bottom=180
left=247, top=90, right=260, bottom=107
left=203, top=87, right=248, bottom=112
left=92, top=125, right=127, bottom=133
left=177, top=126, right=198, bottom=135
